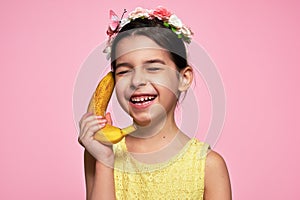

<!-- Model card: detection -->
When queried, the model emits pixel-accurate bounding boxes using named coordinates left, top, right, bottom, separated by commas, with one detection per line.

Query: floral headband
left=103, top=6, right=194, bottom=59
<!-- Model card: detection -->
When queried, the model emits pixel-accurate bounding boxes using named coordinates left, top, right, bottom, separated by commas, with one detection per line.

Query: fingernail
left=98, top=119, right=107, bottom=124
left=99, top=123, right=106, bottom=127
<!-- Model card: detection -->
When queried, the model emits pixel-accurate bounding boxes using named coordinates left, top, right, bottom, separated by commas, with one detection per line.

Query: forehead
left=115, top=35, right=167, bottom=59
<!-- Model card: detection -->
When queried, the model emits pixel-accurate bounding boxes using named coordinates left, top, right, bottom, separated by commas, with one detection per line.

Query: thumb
left=105, top=112, right=113, bottom=125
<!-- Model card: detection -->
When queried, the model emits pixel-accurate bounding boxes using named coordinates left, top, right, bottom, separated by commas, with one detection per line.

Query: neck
left=125, top=115, right=191, bottom=164
left=126, top=113, right=182, bottom=153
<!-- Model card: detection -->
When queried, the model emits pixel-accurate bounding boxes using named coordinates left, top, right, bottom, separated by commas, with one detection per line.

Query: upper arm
left=204, top=150, right=232, bottom=200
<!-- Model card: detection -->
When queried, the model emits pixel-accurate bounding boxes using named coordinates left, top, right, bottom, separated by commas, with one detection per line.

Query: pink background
left=1, top=0, right=299, bottom=199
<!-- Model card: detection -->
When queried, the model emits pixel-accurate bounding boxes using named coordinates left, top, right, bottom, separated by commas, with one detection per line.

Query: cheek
left=115, top=76, right=129, bottom=92
left=157, top=85, right=179, bottom=100
left=115, top=78, right=131, bottom=110
left=149, top=74, right=179, bottom=95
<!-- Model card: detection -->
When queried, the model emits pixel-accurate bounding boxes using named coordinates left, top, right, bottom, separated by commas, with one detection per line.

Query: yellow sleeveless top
left=113, top=138, right=210, bottom=200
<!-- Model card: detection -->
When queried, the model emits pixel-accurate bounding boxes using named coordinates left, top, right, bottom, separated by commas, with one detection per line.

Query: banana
left=87, top=71, right=135, bottom=145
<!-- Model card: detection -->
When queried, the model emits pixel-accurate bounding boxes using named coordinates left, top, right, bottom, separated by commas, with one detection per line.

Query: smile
left=130, top=95, right=157, bottom=105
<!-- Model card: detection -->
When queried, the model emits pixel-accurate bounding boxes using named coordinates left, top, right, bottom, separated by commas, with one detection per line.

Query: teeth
left=131, top=96, right=155, bottom=103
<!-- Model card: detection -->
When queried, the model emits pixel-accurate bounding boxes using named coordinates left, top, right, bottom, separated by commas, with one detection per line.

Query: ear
left=178, top=66, right=193, bottom=92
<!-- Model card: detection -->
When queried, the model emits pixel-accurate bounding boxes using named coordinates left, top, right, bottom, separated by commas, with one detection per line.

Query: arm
left=84, top=150, right=95, bottom=199
left=204, top=150, right=232, bottom=200
left=89, top=161, right=116, bottom=200
left=80, top=113, right=116, bottom=200
left=84, top=150, right=116, bottom=200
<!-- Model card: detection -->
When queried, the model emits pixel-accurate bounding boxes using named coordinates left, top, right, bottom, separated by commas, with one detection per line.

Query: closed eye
left=116, top=69, right=132, bottom=75
left=116, top=70, right=127, bottom=75
left=115, top=62, right=134, bottom=76
left=146, top=67, right=162, bottom=71
left=144, top=63, right=165, bottom=72
left=115, top=66, right=133, bottom=76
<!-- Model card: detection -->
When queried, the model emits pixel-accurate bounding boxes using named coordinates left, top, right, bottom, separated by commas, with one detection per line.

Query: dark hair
left=110, top=18, right=188, bottom=72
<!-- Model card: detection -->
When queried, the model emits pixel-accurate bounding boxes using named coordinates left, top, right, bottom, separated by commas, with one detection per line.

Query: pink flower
left=128, top=7, right=151, bottom=20
left=151, top=6, right=172, bottom=20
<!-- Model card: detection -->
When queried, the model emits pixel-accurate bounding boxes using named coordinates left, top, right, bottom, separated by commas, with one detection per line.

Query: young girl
left=79, top=7, right=231, bottom=200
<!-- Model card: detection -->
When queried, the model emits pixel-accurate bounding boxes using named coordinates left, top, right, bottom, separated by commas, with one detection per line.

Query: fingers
left=77, top=112, right=115, bottom=164
left=80, top=114, right=106, bottom=132
left=80, top=124, right=100, bottom=142
left=78, top=113, right=108, bottom=146
left=96, top=115, right=108, bottom=126
left=79, top=112, right=93, bottom=130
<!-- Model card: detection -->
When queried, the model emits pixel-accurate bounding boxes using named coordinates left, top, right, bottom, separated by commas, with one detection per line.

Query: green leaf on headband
left=171, top=27, right=177, bottom=32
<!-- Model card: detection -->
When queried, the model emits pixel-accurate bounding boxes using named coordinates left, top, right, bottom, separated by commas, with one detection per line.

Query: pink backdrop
left=1, top=0, right=299, bottom=199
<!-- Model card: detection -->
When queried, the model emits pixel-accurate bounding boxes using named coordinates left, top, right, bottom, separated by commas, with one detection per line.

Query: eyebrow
left=115, top=62, right=134, bottom=69
left=144, top=59, right=166, bottom=65
left=115, top=59, right=166, bottom=69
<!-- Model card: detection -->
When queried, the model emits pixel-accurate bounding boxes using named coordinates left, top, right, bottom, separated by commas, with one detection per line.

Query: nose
left=130, top=67, right=147, bottom=89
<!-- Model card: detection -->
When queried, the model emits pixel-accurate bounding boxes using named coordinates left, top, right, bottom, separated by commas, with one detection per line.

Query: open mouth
left=130, top=95, right=157, bottom=105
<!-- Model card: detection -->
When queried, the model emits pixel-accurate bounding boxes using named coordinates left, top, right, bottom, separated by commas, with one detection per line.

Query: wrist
left=95, top=155, right=114, bottom=170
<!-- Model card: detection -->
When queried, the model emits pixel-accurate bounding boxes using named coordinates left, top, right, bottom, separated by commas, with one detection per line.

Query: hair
left=110, top=18, right=188, bottom=72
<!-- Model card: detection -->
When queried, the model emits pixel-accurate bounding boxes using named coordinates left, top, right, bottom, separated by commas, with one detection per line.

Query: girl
left=79, top=7, right=231, bottom=200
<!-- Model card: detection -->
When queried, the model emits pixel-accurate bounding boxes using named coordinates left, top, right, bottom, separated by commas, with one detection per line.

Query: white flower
left=103, top=45, right=111, bottom=60
left=168, top=14, right=183, bottom=28
left=181, top=26, right=192, bottom=37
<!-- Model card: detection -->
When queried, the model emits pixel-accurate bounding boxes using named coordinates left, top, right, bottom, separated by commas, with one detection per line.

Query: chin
left=132, top=116, right=152, bottom=127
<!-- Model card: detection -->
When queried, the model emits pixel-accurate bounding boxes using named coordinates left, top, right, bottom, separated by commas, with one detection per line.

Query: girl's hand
left=78, top=112, right=114, bottom=166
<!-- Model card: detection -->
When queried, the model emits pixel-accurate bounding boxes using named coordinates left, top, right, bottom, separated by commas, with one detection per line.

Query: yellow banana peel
left=88, top=71, right=135, bottom=145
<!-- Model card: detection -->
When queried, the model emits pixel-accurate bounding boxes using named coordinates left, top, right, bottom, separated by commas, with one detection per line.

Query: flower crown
left=103, top=6, right=193, bottom=59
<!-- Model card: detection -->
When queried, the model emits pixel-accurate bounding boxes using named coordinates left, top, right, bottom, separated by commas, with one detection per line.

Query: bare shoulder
left=206, top=150, right=227, bottom=170
left=204, top=150, right=232, bottom=200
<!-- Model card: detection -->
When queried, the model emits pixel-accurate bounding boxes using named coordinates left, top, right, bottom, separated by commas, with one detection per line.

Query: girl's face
left=114, top=35, right=182, bottom=126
